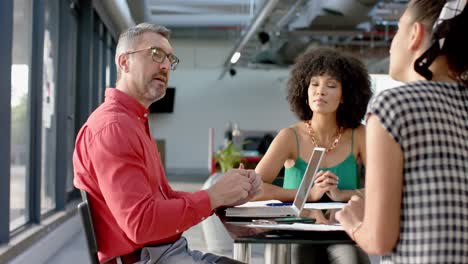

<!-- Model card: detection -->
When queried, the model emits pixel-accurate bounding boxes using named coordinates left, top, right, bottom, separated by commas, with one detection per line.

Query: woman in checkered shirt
left=336, top=0, right=468, bottom=263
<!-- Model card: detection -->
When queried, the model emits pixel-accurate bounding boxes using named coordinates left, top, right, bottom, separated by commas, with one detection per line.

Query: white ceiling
left=126, top=0, right=408, bottom=76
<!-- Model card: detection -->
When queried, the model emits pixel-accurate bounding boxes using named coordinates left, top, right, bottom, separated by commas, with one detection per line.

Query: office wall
left=149, top=39, right=296, bottom=175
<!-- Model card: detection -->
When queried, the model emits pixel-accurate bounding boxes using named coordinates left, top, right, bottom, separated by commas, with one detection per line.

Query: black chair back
left=77, top=190, right=99, bottom=264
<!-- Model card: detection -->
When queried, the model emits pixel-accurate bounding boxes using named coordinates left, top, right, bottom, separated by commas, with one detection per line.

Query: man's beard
left=151, top=85, right=167, bottom=103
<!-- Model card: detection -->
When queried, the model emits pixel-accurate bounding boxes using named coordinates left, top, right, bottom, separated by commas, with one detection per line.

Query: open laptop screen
left=292, top=147, right=326, bottom=211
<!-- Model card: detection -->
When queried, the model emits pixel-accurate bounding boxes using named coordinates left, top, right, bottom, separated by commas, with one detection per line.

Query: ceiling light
left=230, top=52, right=241, bottom=64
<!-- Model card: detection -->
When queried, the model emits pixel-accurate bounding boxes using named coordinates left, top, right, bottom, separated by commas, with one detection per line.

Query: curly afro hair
left=287, top=48, right=372, bottom=129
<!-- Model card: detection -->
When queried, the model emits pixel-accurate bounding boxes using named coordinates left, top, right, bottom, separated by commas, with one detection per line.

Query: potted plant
left=214, top=142, right=242, bottom=173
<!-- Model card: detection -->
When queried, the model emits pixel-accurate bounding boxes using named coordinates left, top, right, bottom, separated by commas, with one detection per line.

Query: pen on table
left=266, top=202, right=293, bottom=206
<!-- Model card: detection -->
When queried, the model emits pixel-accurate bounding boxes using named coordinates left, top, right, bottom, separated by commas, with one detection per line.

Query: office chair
left=77, top=190, right=100, bottom=264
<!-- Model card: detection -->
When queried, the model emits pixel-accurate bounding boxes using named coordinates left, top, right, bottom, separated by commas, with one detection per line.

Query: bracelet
left=351, top=221, right=363, bottom=241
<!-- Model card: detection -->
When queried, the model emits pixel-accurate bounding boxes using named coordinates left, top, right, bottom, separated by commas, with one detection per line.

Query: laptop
left=225, top=147, right=325, bottom=218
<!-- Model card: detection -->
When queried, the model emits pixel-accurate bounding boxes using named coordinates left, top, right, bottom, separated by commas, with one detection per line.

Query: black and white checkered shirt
left=367, top=80, right=468, bottom=264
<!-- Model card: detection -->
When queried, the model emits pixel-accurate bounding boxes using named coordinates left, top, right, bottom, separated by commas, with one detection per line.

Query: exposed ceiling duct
left=94, top=0, right=135, bottom=38
left=218, top=0, right=280, bottom=79
left=222, top=0, right=379, bottom=70
left=138, top=0, right=266, bottom=28
left=322, top=0, right=376, bottom=17
left=127, top=0, right=407, bottom=75
left=148, top=14, right=252, bottom=27
left=227, top=0, right=404, bottom=74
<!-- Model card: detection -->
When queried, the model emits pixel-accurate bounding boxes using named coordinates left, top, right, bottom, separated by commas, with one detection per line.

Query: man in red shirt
left=73, top=23, right=261, bottom=264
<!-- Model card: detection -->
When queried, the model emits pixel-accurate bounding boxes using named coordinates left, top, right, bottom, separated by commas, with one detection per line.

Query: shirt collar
left=105, top=88, right=150, bottom=119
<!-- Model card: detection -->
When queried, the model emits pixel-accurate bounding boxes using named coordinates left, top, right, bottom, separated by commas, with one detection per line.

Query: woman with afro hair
left=255, top=47, right=372, bottom=263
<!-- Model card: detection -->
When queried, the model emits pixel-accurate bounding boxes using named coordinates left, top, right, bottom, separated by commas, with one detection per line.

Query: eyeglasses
left=124, top=46, right=180, bottom=70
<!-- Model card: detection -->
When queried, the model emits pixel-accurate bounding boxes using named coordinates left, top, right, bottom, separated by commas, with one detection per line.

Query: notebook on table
left=225, top=147, right=325, bottom=218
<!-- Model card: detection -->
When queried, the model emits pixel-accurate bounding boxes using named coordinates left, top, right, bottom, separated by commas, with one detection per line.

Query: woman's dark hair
left=408, top=0, right=468, bottom=87
left=286, top=48, right=372, bottom=129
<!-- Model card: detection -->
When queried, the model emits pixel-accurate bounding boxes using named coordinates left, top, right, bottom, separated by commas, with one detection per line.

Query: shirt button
left=176, top=229, right=180, bottom=233
left=144, top=113, right=148, bottom=117
left=201, top=217, right=205, bottom=220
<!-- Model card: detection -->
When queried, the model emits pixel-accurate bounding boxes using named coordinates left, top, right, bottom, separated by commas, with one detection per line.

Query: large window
left=40, top=0, right=59, bottom=214
left=2, top=0, right=118, bottom=247
left=105, top=33, right=112, bottom=88
left=10, top=0, right=33, bottom=231
left=63, top=3, right=79, bottom=196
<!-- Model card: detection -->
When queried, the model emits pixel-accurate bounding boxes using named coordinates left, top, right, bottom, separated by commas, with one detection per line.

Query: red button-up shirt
left=73, top=88, right=213, bottom=263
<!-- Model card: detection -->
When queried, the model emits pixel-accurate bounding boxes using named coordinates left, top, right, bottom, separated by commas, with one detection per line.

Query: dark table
left=217, top=209, right=353, bottom=264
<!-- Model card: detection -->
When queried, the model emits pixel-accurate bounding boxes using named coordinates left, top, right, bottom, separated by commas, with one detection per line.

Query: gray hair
left=115, top=23, right=171, bottom=81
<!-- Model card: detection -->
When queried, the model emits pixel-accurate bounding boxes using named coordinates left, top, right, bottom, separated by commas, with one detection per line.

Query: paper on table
left=304, top=202, right=346, bottom=210
left=236, top=200, right=282, bottom=207
left=245, top=223, right=344, bottom=231
left=234, top=201, right=345, bottom=210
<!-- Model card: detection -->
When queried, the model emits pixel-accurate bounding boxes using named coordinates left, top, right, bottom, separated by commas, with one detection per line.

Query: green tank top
left=283, top=128, right=359, bottom=190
